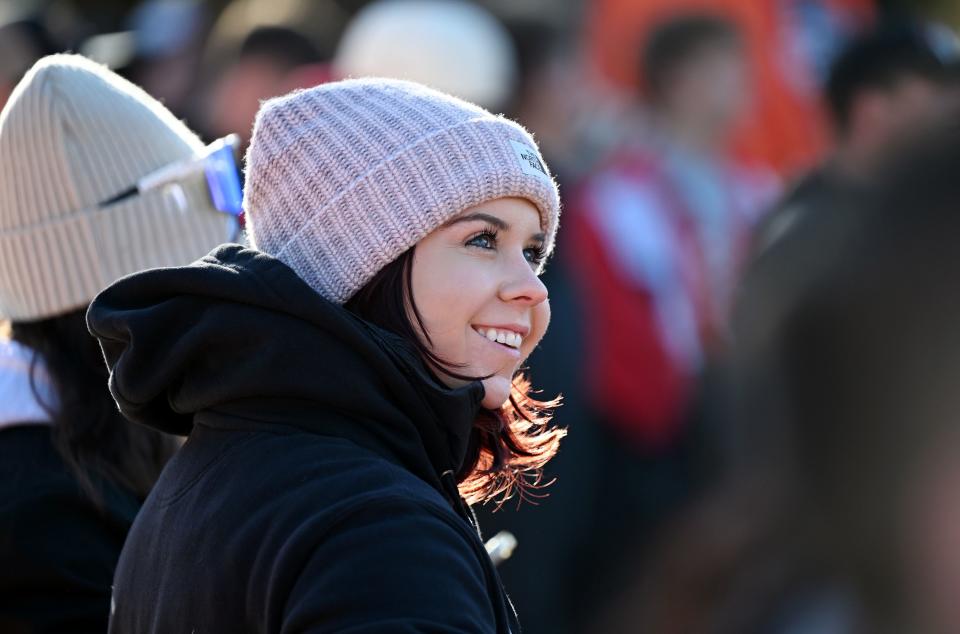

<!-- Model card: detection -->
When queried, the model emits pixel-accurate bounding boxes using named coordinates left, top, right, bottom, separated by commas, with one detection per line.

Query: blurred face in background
left=410, top=197, right=550, bottom=409
left=661, top=42, right=752, bottom=140
left=847, top=74, right=947, bottom=161
left=888, top=75, right=946, bottom=126
left=206, top=56, right=283, bottom=146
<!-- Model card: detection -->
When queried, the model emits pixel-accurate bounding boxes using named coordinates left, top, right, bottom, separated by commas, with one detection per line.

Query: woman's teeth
left=475, top=327, right=522, bottom=349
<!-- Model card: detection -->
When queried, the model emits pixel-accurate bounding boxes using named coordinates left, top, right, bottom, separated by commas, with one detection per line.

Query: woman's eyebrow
left=442, top=212, right=509, bottom=230
left=444, top=213, right=545, bottom=241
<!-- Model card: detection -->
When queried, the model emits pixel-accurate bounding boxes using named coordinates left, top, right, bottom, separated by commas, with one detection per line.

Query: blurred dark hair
left=641, top=14, right=742, bottom=103
left=239, top=26, right=321, bottom=68
left=0, top=18, right=59, bottom=84
left=827, top=24, right=949, bottom=133
left=500, top=18, right=566, bottom=120
left=345, top=248, right=564, bottom=506
left=10, top=309, right=179, bottom=506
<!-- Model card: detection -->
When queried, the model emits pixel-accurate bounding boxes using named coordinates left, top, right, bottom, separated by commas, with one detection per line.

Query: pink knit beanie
left=243, top=77, right=560, bottom=304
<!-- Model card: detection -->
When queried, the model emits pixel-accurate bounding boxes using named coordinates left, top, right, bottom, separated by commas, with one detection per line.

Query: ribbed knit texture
left=0, top=54, right=232, bottom=321
left=244, top=78, right=560, bottom=304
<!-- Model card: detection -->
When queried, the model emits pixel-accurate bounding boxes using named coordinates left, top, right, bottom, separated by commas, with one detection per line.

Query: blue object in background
left=204, top=142, right=243, bottom=216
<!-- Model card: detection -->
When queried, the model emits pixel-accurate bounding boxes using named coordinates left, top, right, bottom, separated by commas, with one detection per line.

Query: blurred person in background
left=196, top=0, right=345, bottom=147
left=89, top=77, right=564, bottom=634
left=563, top=16, right=777, bottom=625
left=596, top=113, right=960, bottom=634
left=202, top=25, right=326, bottom=147
left=569, top=13, right=775, bottom=452
left=0, top=54, right=235, bottom=633
left=754, top=22, right=958, bottom=254
left=728, top=19, right=960, bottom=498
left=585, top=0, right=876, bottom=177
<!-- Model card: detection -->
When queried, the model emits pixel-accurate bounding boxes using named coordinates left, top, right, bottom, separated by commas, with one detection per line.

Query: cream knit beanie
left=244, top=77, right=560, bottom=304
left=0, top=54, right=233, bottom=321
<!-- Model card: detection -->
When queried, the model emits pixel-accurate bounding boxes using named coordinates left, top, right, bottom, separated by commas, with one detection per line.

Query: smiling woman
left=88, top=78, right=563, bottom=633
left=347, top=197, right=560, bottom=504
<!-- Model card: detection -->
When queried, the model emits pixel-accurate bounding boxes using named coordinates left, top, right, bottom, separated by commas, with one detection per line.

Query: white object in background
left=334, top=0, right=517, bottom=110
left=485, top=530, right=518, bottom=567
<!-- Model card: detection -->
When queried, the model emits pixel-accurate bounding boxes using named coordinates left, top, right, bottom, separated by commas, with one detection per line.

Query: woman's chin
left=480, top=375, right=512, bottom=410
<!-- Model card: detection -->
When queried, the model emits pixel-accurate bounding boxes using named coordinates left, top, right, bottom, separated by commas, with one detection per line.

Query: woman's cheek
left=522, top=299, right=551, bottom=360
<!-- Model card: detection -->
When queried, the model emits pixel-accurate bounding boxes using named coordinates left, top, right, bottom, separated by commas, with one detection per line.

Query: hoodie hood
left=87, top=244, right=485, bottom=493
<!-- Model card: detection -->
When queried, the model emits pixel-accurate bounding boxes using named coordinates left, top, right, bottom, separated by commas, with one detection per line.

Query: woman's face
left=411, top=197, right=550, bottom=409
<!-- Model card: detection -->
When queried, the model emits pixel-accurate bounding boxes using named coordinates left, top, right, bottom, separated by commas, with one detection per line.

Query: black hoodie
left=87, top=245, right=520, bottom=633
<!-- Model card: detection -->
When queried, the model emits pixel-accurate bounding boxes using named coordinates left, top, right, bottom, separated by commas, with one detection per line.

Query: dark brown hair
left=345, top=248, right=564, bottom=506
left=10, top=309, right=179, bottom=506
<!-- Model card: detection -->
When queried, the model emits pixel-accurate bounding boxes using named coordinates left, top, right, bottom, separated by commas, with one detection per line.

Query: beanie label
left=509, top=140, right=549, bottom=181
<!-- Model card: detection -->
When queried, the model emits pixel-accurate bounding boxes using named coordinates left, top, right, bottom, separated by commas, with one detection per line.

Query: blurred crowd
left=4, top=0, right=960, bottom=632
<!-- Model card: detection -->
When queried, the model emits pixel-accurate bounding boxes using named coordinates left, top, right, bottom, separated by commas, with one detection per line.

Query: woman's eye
left=524, top=245, right=546, bottom=266
left=466, top=232, right=496, bottom=250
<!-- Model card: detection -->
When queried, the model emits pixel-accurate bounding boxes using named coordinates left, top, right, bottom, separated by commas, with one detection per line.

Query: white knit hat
left=244, top=77, right=560, bottom=305
left=0, top=54, right=233, bottom=321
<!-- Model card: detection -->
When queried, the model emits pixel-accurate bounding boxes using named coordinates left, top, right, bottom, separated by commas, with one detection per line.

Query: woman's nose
left=498, top=257, right=548, bottom=306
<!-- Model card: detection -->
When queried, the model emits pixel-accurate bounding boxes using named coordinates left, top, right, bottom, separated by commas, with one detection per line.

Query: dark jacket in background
left=750, top=164, right=865, bottom=258
left=0, top=425, right=141, bottom=633
left=88, top=245, right=519, bottom=634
